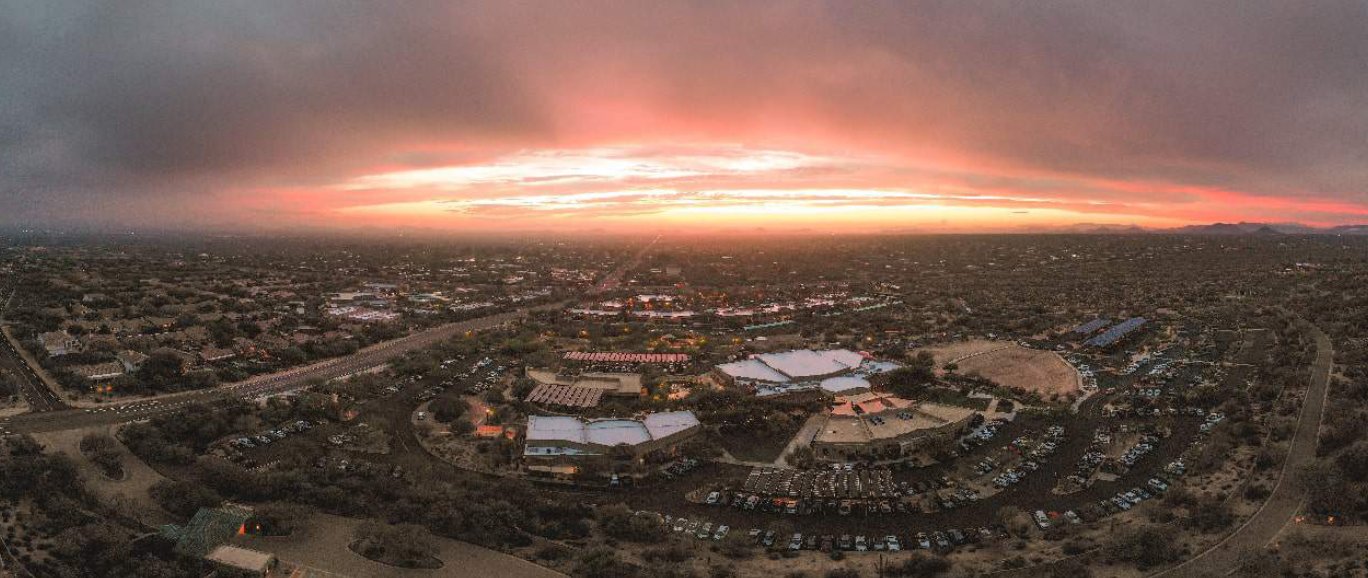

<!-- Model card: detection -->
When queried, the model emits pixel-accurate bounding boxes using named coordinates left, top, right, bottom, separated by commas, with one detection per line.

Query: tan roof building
left=72, top=361, right=125, bottom=381
left=526, top=368, right=642, bottom=397
left=205, top=545, right=276, bottom=576
left=812, top=392, right=977, bottom=463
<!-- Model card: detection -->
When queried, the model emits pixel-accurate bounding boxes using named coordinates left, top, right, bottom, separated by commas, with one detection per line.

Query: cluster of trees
left=885, top=351, right=936, bottom=398
left=351, top=521, right=440, bottom=568
left=687, top=388, right=821, bottom=458
left=0, top=436, right=210, bottom=578
left=121, top=401, right=253, bottom=465
left=0, top=371, right=16, bottom=400
left=78, top=433, right=124, bottom=479
left=1102, top=526, right=1182, bottom=570
left=595, top=504, right=667, bottom=543
left=115, top=403, right=606, bottom=555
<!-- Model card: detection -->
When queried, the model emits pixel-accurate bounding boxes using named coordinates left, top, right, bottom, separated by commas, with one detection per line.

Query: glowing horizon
left=4, top=3, right=1368, bottom=233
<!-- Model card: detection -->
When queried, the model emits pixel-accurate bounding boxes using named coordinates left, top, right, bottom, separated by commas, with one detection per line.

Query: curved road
left=1150, top=322, right=1332, bottom=577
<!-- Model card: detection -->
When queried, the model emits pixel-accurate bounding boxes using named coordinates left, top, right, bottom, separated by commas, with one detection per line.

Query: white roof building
left=643, top=411, right=701, bottom=439
left=525, top=411, right=701, bottom=458
left=760, top=349, right=864, bottom=379
left=526, top=415, right=588, bottom=444
left=715, top=349, right=898, bottom=397
left=585, top=420, right=652, bottom=446
left=715, top=358, right=791, bottom=383
left=819, top=376, right=871, bottom=395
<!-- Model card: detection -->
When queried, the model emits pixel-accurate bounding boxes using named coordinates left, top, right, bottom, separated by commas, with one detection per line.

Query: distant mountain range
left=1057, top=222, right=1368, bottom=235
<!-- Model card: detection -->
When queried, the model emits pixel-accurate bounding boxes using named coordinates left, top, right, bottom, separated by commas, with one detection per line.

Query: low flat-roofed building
left=116, top=349, right=150, bottom=373
left=812, top=393, right=977, bottom=463
left=819, top=376, right=871, bottom=396
left=72, top=361, right=125, bottom=381
left=206, top=545, right=277, bottom=577
left=526, top=368, right=642, bottom=397
left=39, top=330, right=80, bottom=357
left=524, top=411, right=701, bottom=473
left=199, top=346, right=237, bottom=363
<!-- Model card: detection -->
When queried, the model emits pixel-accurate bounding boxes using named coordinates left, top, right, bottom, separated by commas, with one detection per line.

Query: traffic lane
left=2, top=310, right=534, bottom=432
left=0, top=341, right=66, bottom=412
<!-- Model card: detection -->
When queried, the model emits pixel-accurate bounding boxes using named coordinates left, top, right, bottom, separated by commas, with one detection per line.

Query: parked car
left=696, top=523, right=713, bottom=539
left=886, top=535, right=901, bottom=551
left=1033, top=510, right=1051, bottom=529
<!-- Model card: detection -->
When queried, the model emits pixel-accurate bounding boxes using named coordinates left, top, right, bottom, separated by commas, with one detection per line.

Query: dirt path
left=31, top=424, right=174, bottom=526
left=232, top=512, right=565, bottom=578
left=1150, top=323, right=1333, bottom=577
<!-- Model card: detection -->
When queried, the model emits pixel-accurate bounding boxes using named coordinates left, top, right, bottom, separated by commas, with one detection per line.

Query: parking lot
left=620, top=388, right=1206, bottom=538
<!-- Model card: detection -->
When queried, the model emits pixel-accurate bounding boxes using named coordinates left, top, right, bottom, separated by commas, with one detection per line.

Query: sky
left=3, top=1, right=1368, bottom=234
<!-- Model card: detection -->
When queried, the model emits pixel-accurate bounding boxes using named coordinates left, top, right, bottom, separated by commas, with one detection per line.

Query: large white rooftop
left=820, top=376, right=871, bottom=394
left=717, top=349, right=866, bottom=384
left=525, top=411, right=700, bottom=453
left=716, top=358, right=791, bottom=383
left=585, top=420, right=652, bottom=446
left=643, top=411, right=702, bottom=439
left=526, top=415, right=588, bottom=444
left=761, top=349, right=864, bottom=379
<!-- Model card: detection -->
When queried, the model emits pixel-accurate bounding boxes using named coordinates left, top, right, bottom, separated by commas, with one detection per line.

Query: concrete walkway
left=1150, top=322, right=1333, bottom=577
left=776, top=413, right=825, bottom=467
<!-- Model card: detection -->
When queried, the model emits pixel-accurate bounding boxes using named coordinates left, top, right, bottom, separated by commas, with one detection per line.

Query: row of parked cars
left=748, top=526, right=1006, bottom=554
left=1118, top=434, right=1160, bottom=467
left=643, top=505, right=1011, bottom=555
left=742, top=466, right=900, bottom=499
left=708, top=475, right=956, bottom=516
left=229, top=420, right=315, bottom=449
left=1072, top=460, right=1186, bottom=522
left=1198, top=412, right=1225, bottom=434
left=710, top=491, right=920, bottom=516
left=664, top=515, right=730, bottom=541
left=988, top=426, right=1064, bottom=489
left=661, top=458, right=700, bottom=479
left=955, top=418, right=1006, bottom=455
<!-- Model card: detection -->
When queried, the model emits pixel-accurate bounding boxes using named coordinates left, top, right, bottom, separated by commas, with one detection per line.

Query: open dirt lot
left=31, top=425, right=174, bottom=526
left=922, top=340, right=1081, bottom=398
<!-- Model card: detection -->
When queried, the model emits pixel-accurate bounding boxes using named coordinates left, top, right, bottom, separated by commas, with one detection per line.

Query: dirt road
left=1150, top=323, right=1333, bottom=577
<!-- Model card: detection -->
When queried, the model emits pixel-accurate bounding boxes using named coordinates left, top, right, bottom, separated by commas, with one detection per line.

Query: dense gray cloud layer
left=2, top=1, right=1367, bottom=228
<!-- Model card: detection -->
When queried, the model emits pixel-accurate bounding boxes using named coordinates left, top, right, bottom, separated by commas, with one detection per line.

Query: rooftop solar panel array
left=1085, top=316, right=1147, bottom=347
left=1072, top=318, right=1111, bottom=335
left=563, top=352, right=690, bottom=363
left=525, top=384, right=605, bottom=408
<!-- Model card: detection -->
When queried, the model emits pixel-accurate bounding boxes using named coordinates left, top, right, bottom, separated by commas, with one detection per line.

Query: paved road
left=0, top=328, right=67, bottom=412
left=0, top=287, right=69, bottom=413
left=0, top=307, right=537, bottom=435
left=1151, top=322, right=1333, bottom=577
left=590, top=235, right=657, bottom=294
left=0, top=238, right=651, bottom=436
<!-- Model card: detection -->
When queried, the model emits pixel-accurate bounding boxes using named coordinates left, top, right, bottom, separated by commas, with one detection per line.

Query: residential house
left=39, top=330, right=80, bottom=357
